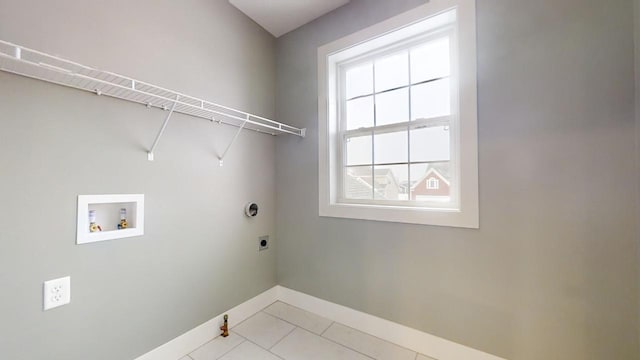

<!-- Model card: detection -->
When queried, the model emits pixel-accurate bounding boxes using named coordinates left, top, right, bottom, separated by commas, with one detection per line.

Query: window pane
left=410, top=37, right=450, bottom=83
left=374, top=131, right=407, bottom=164
left=410, top=162, right=451, bottom=200
left=375, top=88, right=409, bottom=126
left=346, top=62, right=373, bottom=99
left=346, top=96, right=374, bottom=130
left=410, top=126, right=450, bottom=163
left=411, top=78, right=450, bottom=120
left=375, top=51, right=409, bottom=92
left=345, top=166, right=373, bottom=200
left=374, top=164, right=409, bottom=200
left=346, top=135, right=372, bottom=166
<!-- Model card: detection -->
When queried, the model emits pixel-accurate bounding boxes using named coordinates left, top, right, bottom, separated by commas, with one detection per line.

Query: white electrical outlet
left=43, top=276, right=71, bottom=311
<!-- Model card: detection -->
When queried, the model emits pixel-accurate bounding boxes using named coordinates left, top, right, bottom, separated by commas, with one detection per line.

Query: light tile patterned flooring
left=179, top=301, right=436, bottom=360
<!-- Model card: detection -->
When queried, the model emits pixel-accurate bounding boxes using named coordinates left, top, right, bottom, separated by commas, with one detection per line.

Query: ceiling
left=229, top=0, right=350, bottom=37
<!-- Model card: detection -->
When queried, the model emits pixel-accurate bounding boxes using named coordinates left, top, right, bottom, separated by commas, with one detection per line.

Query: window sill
left=319, top=202, right=478, bottom=228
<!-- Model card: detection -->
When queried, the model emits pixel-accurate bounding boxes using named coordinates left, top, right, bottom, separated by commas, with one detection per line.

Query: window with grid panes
left=318, top=1, right=478, bottom=228
left=342, top=33, right=453, bottom=204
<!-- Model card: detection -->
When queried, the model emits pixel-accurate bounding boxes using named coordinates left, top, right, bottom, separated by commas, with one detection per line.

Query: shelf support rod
left=147, top=96, right=179, bottom=161
left=218, top=114, right=249, bottom=166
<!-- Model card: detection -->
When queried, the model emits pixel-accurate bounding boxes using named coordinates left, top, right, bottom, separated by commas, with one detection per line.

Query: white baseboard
left=134, top=286, right=279, bottom=360
left=135, top=285, right=506, bottom=360
left=276, top=286, right=506, bottom=360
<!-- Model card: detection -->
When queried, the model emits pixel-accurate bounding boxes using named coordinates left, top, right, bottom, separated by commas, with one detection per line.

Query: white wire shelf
left=0, top=40, right=306, bottom=139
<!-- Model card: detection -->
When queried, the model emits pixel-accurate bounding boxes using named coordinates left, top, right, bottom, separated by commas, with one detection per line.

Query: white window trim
left=318, top=0, right=478, bottom=228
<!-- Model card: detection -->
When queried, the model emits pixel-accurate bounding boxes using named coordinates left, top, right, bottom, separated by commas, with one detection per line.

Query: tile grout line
left=263, top=301, right=414, bottom=360
left=238, top=336, right=287, bottom=360
left=260, top=310, right=317, bottom=334
left=251, top=314, right=375, bottom=360
left=251, top=311, right=306, bottom=340
left=228, top=299, right=281, bottom=331
left=182, top=296, right=281, bottom=359
left=322, top=319, right=420, bottom=356
left=275, top=300, right=419, bottom=358
left=271, top=300, right=336, bottom=328
left=320, top=321, right=335, bottom=336
left=268, top=324, right=299, bottom=351
left=230, top=310, right=294, bottom=357
left=223, top=334, right=289, bottom=360
left=293, top=325, right=377, bottom=360
left=262, top=304, right=333, bottom=336
left=184, top=337, right=217, bottom=357
left=211, top=334, right=246, bottom=360
left=184, top=323, right=248, bottom=358
left=187, top=301, right=421, bottom=360
left=277, top=299, right=415, bottom=351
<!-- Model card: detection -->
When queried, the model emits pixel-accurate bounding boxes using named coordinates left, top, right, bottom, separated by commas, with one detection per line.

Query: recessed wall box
left=76, top=194, right=144, bottom=244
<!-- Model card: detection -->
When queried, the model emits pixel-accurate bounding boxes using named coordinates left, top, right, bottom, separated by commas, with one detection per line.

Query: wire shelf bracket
left=0, top=40, right=306, bottom=162
left=147, top=95, right=179, bottom=161
left=218, top=114, right=249, bottom=167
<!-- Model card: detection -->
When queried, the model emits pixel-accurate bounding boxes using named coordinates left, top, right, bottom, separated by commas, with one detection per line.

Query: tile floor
left=179, top=301, right=436, bottom=360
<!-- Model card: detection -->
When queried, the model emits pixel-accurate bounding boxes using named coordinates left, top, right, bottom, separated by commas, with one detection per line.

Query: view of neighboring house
left=410, top=163, right=450, bottom=200
left=346, top=167, right=401, bottom=199
left=346, top=163, right=450, bottom=201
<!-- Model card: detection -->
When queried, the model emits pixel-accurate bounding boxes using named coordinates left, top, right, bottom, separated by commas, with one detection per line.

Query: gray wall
left=275, top=1, right=640, bottom=359
left=636, top=0, right=640, bottom=348
left=0, top=1, right=278, bottom=359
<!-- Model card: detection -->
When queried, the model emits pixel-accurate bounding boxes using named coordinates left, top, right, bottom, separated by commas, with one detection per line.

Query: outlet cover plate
left=43, top=276, right=71, bottom=310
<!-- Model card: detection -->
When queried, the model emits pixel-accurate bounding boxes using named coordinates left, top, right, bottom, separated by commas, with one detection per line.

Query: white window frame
left=318, top=0, right=478, bottom=228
